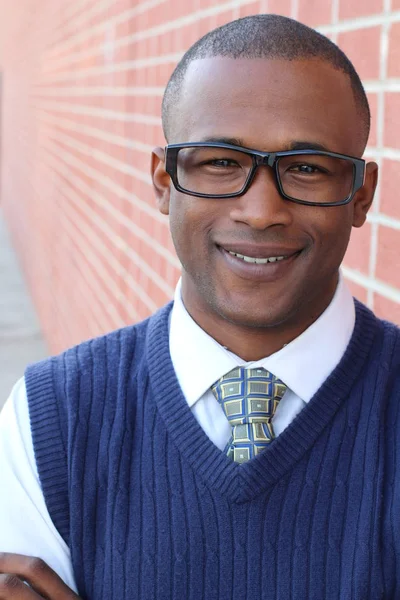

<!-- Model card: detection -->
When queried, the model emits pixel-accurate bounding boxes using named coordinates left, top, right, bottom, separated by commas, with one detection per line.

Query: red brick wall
left=0, top=0, right=398, bottom=353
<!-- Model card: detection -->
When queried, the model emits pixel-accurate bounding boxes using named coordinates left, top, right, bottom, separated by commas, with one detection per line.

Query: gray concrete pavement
left=0, top=212, right=47, bottom=409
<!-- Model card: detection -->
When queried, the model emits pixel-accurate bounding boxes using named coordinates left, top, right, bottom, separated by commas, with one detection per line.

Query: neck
left=187, top=309, right=323, bottom=361
left=180, top=280, right=338, bottom=361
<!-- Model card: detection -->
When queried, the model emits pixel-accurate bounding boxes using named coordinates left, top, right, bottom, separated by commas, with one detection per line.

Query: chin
left=217, top=302, right=290, bottom=330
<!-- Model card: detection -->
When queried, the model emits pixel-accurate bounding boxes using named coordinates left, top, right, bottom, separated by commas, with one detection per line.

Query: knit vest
left=25, top=300, right=400, bottom=600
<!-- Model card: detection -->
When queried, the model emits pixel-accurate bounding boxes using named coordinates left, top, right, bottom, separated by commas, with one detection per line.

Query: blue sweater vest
left=25, top=300, right=400, bottom=599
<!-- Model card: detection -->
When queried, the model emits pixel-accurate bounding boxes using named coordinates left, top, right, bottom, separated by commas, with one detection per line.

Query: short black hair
left=162, top=14, right=370, bottom=146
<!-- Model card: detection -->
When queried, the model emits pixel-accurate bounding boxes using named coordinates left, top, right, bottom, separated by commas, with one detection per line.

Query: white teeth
left=227, top=251, right=285, bottom=264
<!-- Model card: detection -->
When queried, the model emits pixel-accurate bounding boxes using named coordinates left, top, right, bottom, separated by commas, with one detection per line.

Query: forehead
left=174, top=57, right=362, bottom=155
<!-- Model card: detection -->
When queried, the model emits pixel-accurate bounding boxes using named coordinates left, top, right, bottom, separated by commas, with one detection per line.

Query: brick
left=208, top=10, right=237, bottom=30
left=380, top=159, right=400, bottom=220
left=343, top=222, right=372, bottom=275
left=267, top=0, right=291, bottom=16
left=238, top=1, right=261, bottom=18
left=384, top=93, right=400, bottom=149
left=343, top=280, right=369, bottom=304
left=376, top=225, right=400, bottom=288
left=337, top=27, right=381, bottom=81
left=297, top=0, right=332, bottom=27
left=339, top=0, right=383, bottom=20
left=373, top=294, right=400, bottom=324
left=388, top=22, right=400, bottom=78
left=2, top=0, right=400, bottom=354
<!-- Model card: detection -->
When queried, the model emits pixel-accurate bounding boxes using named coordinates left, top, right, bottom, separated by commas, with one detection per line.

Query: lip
left=217, top=244, right=302, bottom=282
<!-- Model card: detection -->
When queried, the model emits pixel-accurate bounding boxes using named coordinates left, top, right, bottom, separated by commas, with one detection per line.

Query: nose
left=229, top=165, right=293, bottom=230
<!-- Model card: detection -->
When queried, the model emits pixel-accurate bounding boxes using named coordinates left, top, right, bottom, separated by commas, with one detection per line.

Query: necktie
left=211, top=366, right=287, bottom=463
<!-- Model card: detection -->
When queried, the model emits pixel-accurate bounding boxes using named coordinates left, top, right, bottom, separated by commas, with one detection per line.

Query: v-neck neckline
left=146, top=300, right=378, bottom=503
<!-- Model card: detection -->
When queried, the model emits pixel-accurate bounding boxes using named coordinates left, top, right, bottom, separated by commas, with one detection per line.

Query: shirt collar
left=169, top=274, right=355, bottom=408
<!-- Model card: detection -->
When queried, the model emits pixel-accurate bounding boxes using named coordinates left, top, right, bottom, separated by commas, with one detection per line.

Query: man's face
left=152, top=57, right=377, bottom=334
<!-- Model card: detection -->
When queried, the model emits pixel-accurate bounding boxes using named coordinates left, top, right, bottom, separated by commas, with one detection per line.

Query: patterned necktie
left=211, top=366, right=287, bottom=463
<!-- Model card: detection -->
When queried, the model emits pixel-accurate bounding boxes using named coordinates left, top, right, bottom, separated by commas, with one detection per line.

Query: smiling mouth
left=226, top=251, right=287, bottom=264
left=217, top=245, right=302, bottom=281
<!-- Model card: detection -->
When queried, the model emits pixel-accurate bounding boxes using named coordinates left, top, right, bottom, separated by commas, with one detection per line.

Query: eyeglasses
left=165, top=142, right=366, bottom=207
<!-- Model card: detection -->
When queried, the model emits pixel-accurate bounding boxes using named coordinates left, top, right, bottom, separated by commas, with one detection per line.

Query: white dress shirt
left=0, top=275, right=355, bottom=592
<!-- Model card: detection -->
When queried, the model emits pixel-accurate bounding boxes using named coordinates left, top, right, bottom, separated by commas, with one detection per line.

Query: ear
left=151, top=147, right=171, bottom=215
left=352, top=161, right=379, bottom=228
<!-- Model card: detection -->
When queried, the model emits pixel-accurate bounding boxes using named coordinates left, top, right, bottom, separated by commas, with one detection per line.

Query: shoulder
left=24, top=302, right=173, bottom=437
left=26, top=302, right=173, bottom=383
left=355, top=302, right=400, bottom=404
left=372, top=310, right=400, bottom=368
left=354, top=299, right=400, bottom=351
left=344, top=300, right=400, bottom=396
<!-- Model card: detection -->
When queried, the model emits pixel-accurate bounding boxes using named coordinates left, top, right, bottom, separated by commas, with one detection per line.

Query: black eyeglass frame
left=165, top=142, right=366, bottom=207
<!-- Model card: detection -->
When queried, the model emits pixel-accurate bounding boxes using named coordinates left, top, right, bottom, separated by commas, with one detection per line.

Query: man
left=0, top=12, right=397, bottom=599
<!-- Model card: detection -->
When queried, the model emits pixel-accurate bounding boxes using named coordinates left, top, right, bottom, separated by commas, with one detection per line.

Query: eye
left=299, top=164, right=316, bottom=173
left=204, top=158, right=241, bottom=168
left=288, top=163, right=326, bottom=175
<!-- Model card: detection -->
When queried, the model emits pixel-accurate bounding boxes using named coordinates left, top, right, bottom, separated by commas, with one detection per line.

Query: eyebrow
left=289, top=141, right=331, bottom=152
left=197, top=137, right=332, bottom=153
left=199, top=136, right=245, bottom=146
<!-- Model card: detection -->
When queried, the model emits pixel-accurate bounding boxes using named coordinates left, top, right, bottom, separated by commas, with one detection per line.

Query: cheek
left=311, top=209, right=354, bottom=263
left=168, top=200, right=185, bottom=240
left=168, top=195, right=212, bottom=260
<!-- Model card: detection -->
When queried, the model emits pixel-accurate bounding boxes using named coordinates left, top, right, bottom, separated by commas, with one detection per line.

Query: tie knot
left=211, top=366, right=287, bottom=462
left=211, top=366, right=287, bottom=426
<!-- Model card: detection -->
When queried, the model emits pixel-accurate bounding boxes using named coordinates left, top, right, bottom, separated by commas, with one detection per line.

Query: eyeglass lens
left=176, top=147, right=355, bottom=203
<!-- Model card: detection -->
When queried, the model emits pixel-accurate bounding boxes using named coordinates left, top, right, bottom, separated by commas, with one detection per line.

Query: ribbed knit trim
left=25, top=356, right=70, bottom=544
left=147, top=299, right=380, bottom=503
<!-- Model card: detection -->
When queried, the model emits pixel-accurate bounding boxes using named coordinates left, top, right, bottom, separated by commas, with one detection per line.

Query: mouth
left=225, top=250, right=288, bottom=264
left=217, top=244, right=302, bottom=282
